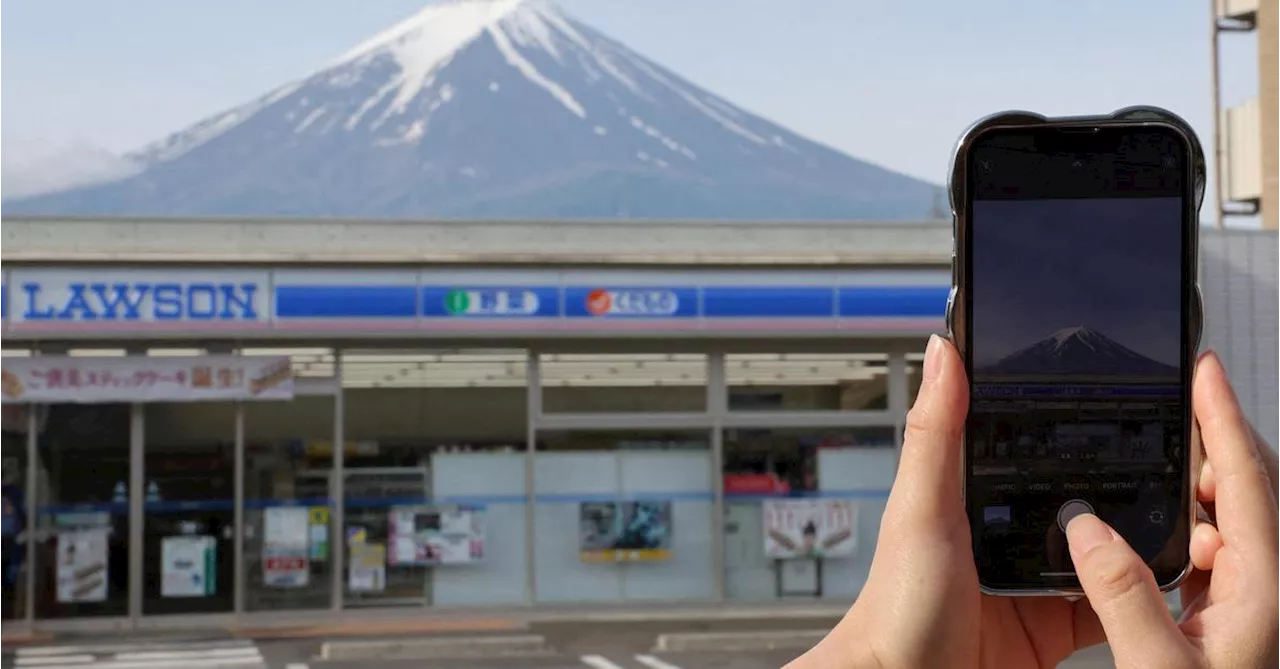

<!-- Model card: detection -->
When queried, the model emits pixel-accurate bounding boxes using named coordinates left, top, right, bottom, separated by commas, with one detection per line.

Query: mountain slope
left=5, top=0, right=940, bottom=220
left=979, top=326, right=1180, bottom=378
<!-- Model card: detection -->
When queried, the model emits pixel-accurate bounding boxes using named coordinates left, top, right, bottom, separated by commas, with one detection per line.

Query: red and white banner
left=763, top=499, right=858, bottom=559
left=1, top=355, right=293, bottom=404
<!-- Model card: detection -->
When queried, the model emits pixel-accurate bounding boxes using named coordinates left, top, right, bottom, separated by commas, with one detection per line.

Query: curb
left=654, top=629, right=827, bottom=653
left=319, top=634, right=551, bottom=661
left=232, top=617, right=526, bottom=640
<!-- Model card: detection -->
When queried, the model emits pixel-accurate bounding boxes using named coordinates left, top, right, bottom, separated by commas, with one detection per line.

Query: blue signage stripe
left=703, top=286, right=835, bottom=318
left=39, top=491, right=892, bottom=515
left=11, top=278, right=952, bottom=326
left=276, top=285, right=418, bottom=318
left=422, top=286, right=560, bottom=318
left=839, top=286, right=948, bottom=317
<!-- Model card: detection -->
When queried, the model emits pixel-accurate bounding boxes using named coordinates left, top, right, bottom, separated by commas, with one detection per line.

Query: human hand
left=1064, top=351, right=1278, bottom=668
left=787, top=335, right=1105, bottom=669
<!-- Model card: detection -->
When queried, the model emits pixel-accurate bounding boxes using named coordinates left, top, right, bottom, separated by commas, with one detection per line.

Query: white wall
left=817, top=447, right=897, bottom=600
left=430, top=452, right=527, bottom=606
left=1201, top=230, right=1279, bottom=447
left=533, top=450, right=714, bottom=603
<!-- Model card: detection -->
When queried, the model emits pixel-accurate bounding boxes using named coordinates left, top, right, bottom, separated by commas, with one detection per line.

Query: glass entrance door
left=34, top=403, right=132, bottom=619
left=141, top=403, right=236, bottom=615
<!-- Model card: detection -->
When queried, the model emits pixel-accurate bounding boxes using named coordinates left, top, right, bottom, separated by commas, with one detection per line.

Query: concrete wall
left=1200, top=229, right=1279, bottom=445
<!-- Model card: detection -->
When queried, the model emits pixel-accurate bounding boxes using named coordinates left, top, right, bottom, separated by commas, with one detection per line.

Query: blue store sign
left=3, top=268, right=949, bottom=335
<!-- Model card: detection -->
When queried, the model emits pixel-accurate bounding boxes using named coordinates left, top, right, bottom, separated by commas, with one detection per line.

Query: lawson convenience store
left=0, top=217, right=949, bottom=631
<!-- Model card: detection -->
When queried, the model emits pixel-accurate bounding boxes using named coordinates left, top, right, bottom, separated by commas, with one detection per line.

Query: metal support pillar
left=524, top=352, right=541, bottom=604
left=330, top=351, right=345, bottom=612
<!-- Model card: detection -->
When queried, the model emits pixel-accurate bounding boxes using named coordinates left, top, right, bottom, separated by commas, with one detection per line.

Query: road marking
left=284, top=664, right=309, bottom=669
left=16, top=657, right=95, bottom=666
left=114, top=648, right=259, bottom=662
left=19, top=641, right=253, bottom=657
left=14, top=640, right=265, bottom=669
left=635, top=654, right=684, bottom=669
left=580, top=655, right=628, bottom=669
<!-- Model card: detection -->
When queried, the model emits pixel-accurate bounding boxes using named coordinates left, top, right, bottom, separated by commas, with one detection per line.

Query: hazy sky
left=0, top=0, right=1260, bottom=187
left=971, top=197, right=1184, bottom=367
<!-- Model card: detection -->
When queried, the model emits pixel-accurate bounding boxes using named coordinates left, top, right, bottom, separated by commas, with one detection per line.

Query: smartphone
left=947, top=107, right=1204, bottom=595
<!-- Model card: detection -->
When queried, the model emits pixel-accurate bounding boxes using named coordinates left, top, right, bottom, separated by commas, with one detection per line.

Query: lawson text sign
left=9, top=270, right=269, bottom=324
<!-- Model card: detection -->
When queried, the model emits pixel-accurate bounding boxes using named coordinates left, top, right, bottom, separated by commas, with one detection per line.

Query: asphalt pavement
left=3, top=620, right=1121, bottom=669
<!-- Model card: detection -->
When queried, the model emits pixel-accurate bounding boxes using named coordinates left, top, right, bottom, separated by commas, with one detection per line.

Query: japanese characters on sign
left=1, top=355, right=294, bottom=404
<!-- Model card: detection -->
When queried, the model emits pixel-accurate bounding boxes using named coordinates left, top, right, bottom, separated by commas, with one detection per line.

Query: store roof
left=0, top=216, right=952, bottom=266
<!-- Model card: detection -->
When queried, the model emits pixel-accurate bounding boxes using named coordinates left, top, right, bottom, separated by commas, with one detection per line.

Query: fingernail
left=922, top=335, right=944, bottom=384
left=1065, top=513, right=1113, bottom=558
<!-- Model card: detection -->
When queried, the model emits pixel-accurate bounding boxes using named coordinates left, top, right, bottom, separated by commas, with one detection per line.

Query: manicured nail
left=1065, top=513, right=1112, bottom=558
left=922, top=334, right=944, bottom=384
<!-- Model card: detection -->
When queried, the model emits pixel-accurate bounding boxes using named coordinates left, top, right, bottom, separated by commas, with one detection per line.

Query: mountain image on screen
left=3, top=0, right=939, bottom=220
left=978, top=326, right=1179, bottom=378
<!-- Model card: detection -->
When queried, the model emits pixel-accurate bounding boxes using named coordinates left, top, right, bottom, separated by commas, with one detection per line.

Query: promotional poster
left=387, top=506, right=485, bottom=566
left=56, top=529, right=109, bottom=603
left=263, top=506, right=310, bottom=588
left=763, top=499, right=857, bottom=559
left=579, top=501, right=672, bottom=562
left=161, top=535, right=217, bottom=598
left=348, top=543, right=386, bottom=592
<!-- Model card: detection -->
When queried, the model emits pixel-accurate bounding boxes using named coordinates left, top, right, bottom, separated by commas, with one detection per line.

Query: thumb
left=1065, top=514, right=1191, bottom=665
left=887, top=335, right=968, bottom=522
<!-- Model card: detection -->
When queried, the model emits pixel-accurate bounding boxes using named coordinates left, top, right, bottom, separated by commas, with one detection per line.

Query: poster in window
left=387, top=506, right=485, bottom=566
left=263, top=506, right=309, bottom=588
left=579, top=501, right=672, bottom=562
left=56, top=528, right=109, bottom=603
left=763, top=499, right=857, bottom=559
left=348, top=542, right=386, bottom=592
left=161, top=535, right=217, bottom=598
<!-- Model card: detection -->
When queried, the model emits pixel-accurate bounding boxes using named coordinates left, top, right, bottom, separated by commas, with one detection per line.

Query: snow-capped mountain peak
left=1047, top=325, right=1113, bottom=353
left=982, top=326, right=1178, bottom=378
left=8, top=0, right=941, bottom=220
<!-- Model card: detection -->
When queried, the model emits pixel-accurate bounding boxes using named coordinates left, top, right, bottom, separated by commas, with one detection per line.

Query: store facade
left=0, top=264, right=938, bottom=630
left=2, top=218, right=1270, bottom=632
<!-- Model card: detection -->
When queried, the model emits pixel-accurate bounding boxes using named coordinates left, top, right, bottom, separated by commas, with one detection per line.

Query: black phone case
left=945, top=106, right=1206, bottom=596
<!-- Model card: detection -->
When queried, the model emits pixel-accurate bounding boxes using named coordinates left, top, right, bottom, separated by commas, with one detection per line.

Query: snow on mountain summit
left=8, top=0, right=941, bottom=220
left=982, top=326, right=1179, bottom=378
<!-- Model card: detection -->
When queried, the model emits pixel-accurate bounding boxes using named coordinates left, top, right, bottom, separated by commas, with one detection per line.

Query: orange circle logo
left=586, top=289, right=612, bottom=316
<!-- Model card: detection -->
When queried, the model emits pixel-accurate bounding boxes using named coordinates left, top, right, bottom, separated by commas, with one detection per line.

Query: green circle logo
left=445, top=290, right=470, bottom=315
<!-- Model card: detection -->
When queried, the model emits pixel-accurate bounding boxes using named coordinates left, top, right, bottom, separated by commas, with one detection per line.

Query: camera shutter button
left=1057, top=499, right=1095, bottom=533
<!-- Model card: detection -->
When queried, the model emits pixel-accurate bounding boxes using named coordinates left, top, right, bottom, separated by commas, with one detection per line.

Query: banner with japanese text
left=1, top=355, right=294, bottom=404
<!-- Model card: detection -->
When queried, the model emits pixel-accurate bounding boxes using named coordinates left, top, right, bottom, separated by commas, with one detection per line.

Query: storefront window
left=35, top=403, right=131, bottom=619
left=142, top=402, right=235, bottom=614
left=2, top=404, right=32, bottom=621
left=726, top=354, right=889, bottom=411
left=907, top=357, right=924, bottom=408
left=340, top=349, right=527, bottom=608
left=244, top=395, right=335, bottom=612
left=541, top=354, right=707, bottom=413
left=534, top=430, right=713, bottom=603
left=722, top=427, right=895, bottom=601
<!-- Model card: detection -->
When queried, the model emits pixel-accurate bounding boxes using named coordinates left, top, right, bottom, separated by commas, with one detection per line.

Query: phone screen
left=963, top=126, right=1194, bottom=591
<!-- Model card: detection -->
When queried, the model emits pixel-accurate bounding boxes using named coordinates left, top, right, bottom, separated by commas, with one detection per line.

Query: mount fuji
left=978, top=326, right=1180, bottom=378
left=5, top=0, right=940, bottom=220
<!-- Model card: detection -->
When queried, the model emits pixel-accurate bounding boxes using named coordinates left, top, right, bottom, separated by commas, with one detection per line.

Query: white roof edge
left=0, top=216, right=955, bottom=266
